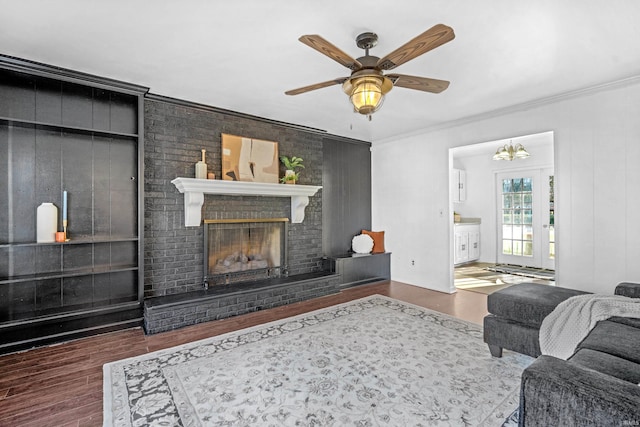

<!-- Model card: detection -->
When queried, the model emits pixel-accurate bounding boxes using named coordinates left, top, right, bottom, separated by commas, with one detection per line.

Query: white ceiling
left=2, top=1, right=640, bottom=143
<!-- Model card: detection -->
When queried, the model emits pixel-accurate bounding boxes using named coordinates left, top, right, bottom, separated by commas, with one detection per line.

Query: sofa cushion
left=487, top=283, right=588, bottom=327
left=569, top=348, right=640, bottom=384
left=609, top=316, right=640, bottom=329
left=615, top=282, right=640, bottom=299
left=577, top=319, right=640, bottom=364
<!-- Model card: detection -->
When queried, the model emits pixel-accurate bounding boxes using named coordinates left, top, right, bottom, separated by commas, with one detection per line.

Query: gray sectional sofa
left=484, top=282, right=640, bottom=426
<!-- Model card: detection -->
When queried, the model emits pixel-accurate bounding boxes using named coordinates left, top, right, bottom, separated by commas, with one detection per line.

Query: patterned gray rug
left=103, top=295, right=532, bottom=426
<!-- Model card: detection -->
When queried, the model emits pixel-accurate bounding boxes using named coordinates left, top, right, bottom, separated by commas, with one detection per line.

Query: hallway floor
left=455, top=262, right=554, bottom=294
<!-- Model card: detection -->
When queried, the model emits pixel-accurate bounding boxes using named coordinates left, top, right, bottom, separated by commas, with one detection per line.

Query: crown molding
left=146, top=92, right=328, bottom=136
left=374, top=75, right=640, bottom=147
left=0, top=54, right=149, bottom=95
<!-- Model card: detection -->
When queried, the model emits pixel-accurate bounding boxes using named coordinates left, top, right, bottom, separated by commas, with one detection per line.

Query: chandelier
left=492, top=141, right=530, bottom=161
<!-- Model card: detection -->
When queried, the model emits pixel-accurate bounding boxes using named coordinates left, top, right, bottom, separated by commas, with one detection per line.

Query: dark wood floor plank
left=77, top=406, right=103, bottom=427
left=0, top=382, right=98, bottom=419
left=0, top=281, right=488, bottom=426
left=21, top=400, right=101, bottom=427
left=0, top=354, right=93, bottom=390
left=0, top=388, right=101, bottom=426
left=5, top=374, right=88, bottom=400
left=0, top=351, right=88, bottom=377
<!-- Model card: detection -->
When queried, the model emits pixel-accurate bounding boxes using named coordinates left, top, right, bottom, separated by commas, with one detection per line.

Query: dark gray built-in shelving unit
left=0, top=56, right=148, bottom=353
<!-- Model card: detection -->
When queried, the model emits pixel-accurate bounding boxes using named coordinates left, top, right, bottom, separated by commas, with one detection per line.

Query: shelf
left=0, top=59, right=145, bottom=351
left=0, top=300, right=141, bottom=329
left=0, top=264, right=138, bottom=284
left=0, top=116, right=139, bottom=139
left=171, top=177, right=322, bottom=226
left=0, top=236, right=138, bottom=248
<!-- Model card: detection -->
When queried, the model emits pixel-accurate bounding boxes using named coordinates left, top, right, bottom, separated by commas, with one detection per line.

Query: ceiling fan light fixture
left=286, top=25, right=455, bottom=116
left=343, top=74, right=393, bottom=116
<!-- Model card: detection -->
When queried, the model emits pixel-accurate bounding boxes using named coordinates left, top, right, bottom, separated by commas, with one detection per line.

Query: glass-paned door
left=497, top=169, right=556, bottom=269
left=497, top=171, right=540, bottom=267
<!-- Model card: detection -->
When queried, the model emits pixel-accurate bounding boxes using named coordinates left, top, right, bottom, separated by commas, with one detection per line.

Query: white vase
left=37, top=202, right=58, bottom=243
left=195, top=149, right=207, bottom=179
left=195, top=160, right=207, bottom=179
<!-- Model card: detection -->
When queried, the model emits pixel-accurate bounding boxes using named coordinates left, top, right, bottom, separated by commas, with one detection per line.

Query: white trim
left=171, top=178, right=322, bottom=226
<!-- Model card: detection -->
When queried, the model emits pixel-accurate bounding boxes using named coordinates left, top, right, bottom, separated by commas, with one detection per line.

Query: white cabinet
left=451, top=168, right=466, bottom=203
left=454, top=223, right=480, bottom=265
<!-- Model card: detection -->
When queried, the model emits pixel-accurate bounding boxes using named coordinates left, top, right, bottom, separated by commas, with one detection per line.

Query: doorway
left=450, top=131, right=555, bottom=292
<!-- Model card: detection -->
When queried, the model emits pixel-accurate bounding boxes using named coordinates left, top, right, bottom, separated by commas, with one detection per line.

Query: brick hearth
left=143, top=272, right=340, bottom=334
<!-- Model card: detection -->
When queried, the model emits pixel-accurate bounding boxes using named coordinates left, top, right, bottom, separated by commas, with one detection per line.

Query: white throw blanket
left=539, top=294, right=640, bottom=360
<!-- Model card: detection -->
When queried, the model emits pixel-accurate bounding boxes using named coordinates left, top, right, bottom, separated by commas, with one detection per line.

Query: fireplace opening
left=203, top=218, right=289, bottom=287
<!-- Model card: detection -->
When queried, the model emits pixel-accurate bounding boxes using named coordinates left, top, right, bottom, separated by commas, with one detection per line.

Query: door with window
left=497, top=169, right=555, bottom=269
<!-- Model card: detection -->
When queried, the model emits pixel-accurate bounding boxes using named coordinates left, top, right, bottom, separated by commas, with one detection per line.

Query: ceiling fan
left=285, top=24, right=455, bottom=119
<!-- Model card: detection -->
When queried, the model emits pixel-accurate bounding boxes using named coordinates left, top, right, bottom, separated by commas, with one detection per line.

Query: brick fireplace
left=142, top=97, right=340, bottom=334
left=143, top=213, right=338, bottom=333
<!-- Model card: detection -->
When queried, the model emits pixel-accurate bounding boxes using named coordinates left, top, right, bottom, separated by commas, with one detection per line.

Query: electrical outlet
left=411, top=260, right=415, bottom=266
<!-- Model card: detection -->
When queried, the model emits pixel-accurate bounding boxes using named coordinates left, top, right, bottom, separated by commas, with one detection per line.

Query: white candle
left=63, top=191, right=67, bottom=221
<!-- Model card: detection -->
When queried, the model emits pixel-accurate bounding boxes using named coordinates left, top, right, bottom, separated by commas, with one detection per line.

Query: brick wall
left=144, top=97, right=326, bottom=298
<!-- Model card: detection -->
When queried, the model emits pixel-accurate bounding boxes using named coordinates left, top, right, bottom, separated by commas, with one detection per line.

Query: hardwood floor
left=0, top=280, right=488, bottom=426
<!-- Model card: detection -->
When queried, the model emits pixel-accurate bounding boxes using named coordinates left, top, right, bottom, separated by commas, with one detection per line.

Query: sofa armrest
left=520, top=356, right=640, bottom=426
left=615, top=282, right=640, bottom=299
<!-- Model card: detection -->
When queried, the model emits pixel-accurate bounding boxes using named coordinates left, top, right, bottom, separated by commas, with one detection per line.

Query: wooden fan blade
left=298, top=35, right=363, bottom=71
left=285, top=78, right=348, bottom=96
left=377, top=24, right=455, bottom=71
left=387, top=74, right=450, bottom=93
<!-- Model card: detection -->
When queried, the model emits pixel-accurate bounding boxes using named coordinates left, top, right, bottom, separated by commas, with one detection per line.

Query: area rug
left=103, top=295, right=532, bottom=426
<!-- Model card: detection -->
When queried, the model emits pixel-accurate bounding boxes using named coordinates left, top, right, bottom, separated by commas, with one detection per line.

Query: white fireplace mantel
left=171, top=178, right=322, bottom=227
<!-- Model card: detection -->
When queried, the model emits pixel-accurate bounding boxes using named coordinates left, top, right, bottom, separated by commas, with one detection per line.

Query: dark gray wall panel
left=35, top=130, right=62, bottom=209
left=61, top=82, right=93, bottom=129
left=0, top=126, right=8, bottom=243
left=111, top=93, right=137, bottom=134
left=0, top=70, right=36, bottom=121
left=322, top=137, right=372, bottom=256
left=92, top=89, right=111, bottom=131
left=11, top=127, right=36, bottom=243
left=62, top=132, right=93, bottom=237
left=35, top=79, right=62, bottom=124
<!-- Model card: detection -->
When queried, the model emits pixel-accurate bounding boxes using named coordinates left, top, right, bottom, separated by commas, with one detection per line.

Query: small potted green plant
left=280, top=155, right=304, bottom=184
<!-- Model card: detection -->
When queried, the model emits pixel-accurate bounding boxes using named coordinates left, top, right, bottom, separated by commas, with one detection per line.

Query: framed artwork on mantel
left=221, top=134, right=279, bottom=183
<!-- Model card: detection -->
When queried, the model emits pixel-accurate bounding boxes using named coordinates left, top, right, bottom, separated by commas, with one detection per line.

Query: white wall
left=453, top=134, right=554, bottom=264
left=372, top=78, right=640, bottom=294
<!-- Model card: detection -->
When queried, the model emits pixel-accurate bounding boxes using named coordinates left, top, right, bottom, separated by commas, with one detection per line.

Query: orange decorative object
left=361, top=229, right=385, bottom=253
